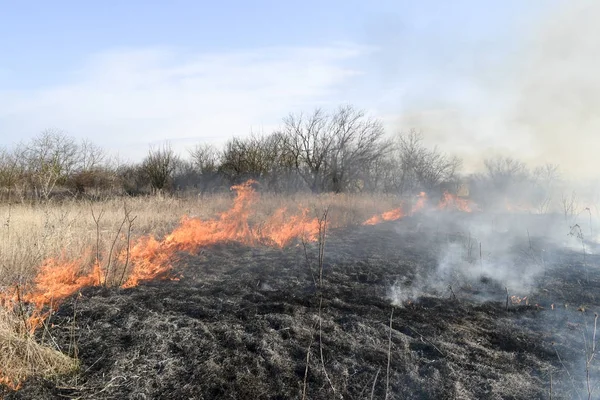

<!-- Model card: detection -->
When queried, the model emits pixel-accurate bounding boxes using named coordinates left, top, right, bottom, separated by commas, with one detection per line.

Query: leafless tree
left=185, top=143, right=223, bottom=193
left=392, top=130, right=462, bottom=195
left=79, top=139, right=106, bottom=172
left=484, top=156, right=529, bottom=190
left=141, top=143, right=179, bottom=193
left=189, top=143, right=221, bottom=175
left=280, top=105, right=389, bottom=193
left=0, top=148, right=24, bottom=201
left=218, top=132, right=298, bottom=191
left=20, top=129, right=81, bottom=200
left=219, top=135, right=272, bottom=183
left=279, top=108, right=332, bottom=192
left=326, top=106, right=391, bottom=193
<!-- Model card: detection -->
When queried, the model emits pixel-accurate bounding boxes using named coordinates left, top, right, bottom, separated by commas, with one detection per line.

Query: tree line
left=0, top=104, right=561, bottom=208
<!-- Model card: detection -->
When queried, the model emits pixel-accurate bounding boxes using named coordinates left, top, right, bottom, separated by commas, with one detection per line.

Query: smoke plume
left=397, top=1, right=600, bottom=180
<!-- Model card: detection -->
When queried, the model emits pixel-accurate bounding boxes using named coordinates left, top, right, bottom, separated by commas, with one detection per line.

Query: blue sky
left=1, top=1, right=543, bottom=87
left=5, top=0, right=593, bottom=171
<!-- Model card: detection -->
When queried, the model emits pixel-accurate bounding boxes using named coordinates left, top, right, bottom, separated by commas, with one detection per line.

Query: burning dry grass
left=0, top=185, right=404, bottom=388
left=0, top=189, right=399, bottom=284
left=0, top=308, right=78, bottom=390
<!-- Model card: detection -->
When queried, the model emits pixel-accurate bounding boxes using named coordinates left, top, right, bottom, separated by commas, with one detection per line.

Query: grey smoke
left=395, top=0, right=600, bottom=180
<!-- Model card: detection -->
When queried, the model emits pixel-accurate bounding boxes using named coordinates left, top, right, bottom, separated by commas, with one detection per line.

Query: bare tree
left=483, top=156, right=529, bottom=190
left=189, top=143, right=220, bottom=175
left=280, top=105, right=389, bottom=193
left=219, top=133, right=296, bottom=190
left=392, top=130, right=462, bottom=195
left=141, top=143, right=179, bottom=193
left=530, top=163, right=561, bottom=213
left=21, top=129, right=81, bottom=200
left=0, top=148, right=24, bottom=201
left=79, top=139, right=106, bottom=172
left=219, top=135, right=270, bottom=183
left=186, top=143, right=223, bottom=194
left=279, top=108, right=334, bottom=192
left=326, top=105, right=390, bottom=193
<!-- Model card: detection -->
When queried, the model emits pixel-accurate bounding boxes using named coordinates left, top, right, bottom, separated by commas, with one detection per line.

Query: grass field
left=2, top=186, right=600, bottom=399
left=0, top=188, right=402, bottom=390
left=0, top=191, right=400, bottom=283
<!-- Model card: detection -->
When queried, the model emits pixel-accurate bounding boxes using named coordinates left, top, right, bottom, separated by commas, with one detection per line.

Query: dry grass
left=0, top=192, right=400, bottom=284
left=0, top=308, right=79, bottom=389
left=0, top=190, right=400, bottom=389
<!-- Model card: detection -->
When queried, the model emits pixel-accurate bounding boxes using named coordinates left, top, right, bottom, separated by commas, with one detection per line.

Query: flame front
left=437, top=191, right=475, bottom=212
left=1, top=180, right=323, bottom=336
left=363, top=207, right=404, bottom=225
left=1, top=182, right=479, bottom=389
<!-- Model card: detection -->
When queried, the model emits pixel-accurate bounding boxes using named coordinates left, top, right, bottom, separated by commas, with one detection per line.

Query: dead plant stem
left=385, top=307, right=394, bottom=400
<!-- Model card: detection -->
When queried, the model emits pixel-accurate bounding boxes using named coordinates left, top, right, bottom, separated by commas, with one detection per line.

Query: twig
left=448, top=285, right=458, bottom=302
left=479, top=241, right=483, bottom=274
left=370, top=368, right=381, bottom=400
left=585, top=313, right=598, bottom=400
left=90, top=205, right=104, bottom=284
left=553, top=342, right=581, bottom=398
left=118, top=205, right=137, bottom=286
left=69, top=293, right=79, bottom=359
left=302, top=326, right=315, bottom=400
left=15, top=283, right=30, bottom=336
left=318, top=296, right=337, bottom=397
left=103, top=208, right=128, bottom=286
left=405, top=325, right=445, bottom=357
left=317, top=206, right=329, bottom=287
left=550, top=371, right=553, bottom=400
left=385, top=307, right=394, bottom=400
left=300, top=235, right=317, bottom=289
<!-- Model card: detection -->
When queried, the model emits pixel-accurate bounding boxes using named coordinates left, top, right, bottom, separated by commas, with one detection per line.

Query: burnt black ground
left=4, top=214, right=600, bottom=399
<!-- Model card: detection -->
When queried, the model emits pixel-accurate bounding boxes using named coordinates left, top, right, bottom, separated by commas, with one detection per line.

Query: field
left=1, top=183, right=600, bottom=399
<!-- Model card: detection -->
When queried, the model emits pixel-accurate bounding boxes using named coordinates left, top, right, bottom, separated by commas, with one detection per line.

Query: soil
left=3, top=213, right=600, bottom=399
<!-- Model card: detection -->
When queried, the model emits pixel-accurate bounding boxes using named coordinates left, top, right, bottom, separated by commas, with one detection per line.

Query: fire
left=1, top=181, right=479, bottom=389
left=0, top=377, right=21, bottom=391
left=362, top=190, right=477, bottom=226
left=23, top=252, right=101, bottom=310
left=437, top=191, right=475, bottom=212
left=510, top=295, right=529, bottom=305
left=504, top=198, right=532, bottom=213
left=363, top=207, right=404, bottom=225
left=261, top=208, right=321, bottom=247
left=411, top=192, right=427, bottom=214
left=362, top=192, right=430, bottom=226
left=122, top=236, right=175, bottom=288
left=0, top=180, right=323, bottom=339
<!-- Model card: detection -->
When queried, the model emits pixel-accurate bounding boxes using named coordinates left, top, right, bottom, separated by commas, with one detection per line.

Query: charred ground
left=4, top=214, right=600, bottom=399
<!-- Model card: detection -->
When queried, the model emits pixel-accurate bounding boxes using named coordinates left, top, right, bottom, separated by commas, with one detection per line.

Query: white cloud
left=0, top=43, right=368, bottom=162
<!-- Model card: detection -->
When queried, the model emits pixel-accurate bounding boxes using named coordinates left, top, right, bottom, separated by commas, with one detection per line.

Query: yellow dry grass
left=0, top=308, right=79, bottom=389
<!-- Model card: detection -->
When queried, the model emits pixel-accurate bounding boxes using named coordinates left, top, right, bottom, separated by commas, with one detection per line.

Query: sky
left=5, top=0, right=598, bottom=176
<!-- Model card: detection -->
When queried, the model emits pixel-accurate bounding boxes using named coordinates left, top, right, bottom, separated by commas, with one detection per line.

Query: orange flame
left=1, top=181, right=483, bottom=390
left=411, top=192, right=427, bottom=214
left=437, top=191, right=475, bottom=212
left=1, top=180, right=324, bottom=339
left=23, top=252, right=101, bottom=310
left=363, top=207, right=404, bottom=226
left=362, top=191, right=476, bottom=225
left=0, top=377, right=22, bottom=391
left=504, top=198, right=532, bottom=213
left=362, top=192, right=429, bottom=226
left=510, top=295, right=529, bottom=305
